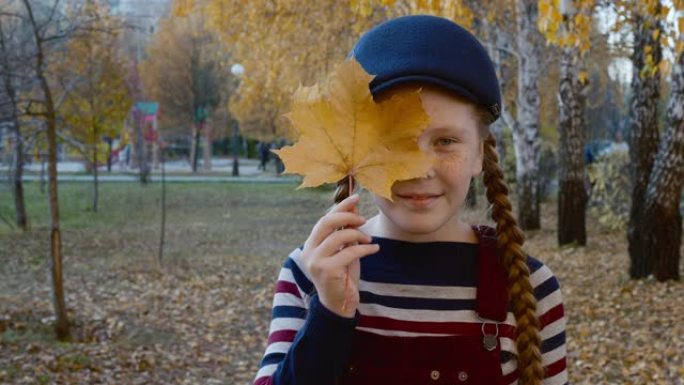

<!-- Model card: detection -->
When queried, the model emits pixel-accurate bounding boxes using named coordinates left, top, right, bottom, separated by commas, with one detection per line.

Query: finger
left=329, top=194, right=360, bottom=214
left=308, top=212, right=366, bottom=249
left=321, top=243, right=380, bottom=269
left=318, top=228, right=372, bottom=257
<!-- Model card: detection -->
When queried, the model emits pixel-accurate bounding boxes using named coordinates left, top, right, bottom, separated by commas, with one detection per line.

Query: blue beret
left=351, top=15, right=501, bottom=123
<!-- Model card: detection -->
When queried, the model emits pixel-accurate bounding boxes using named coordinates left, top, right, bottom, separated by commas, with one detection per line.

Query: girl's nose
left=424, top=167, right=436, bottom=179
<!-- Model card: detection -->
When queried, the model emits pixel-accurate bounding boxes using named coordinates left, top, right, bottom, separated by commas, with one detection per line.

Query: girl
left=253, top=15, right=567, bottom=385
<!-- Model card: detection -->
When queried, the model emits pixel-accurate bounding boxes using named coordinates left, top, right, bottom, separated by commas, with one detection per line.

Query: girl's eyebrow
left=427, top=126, right=468, bottom=135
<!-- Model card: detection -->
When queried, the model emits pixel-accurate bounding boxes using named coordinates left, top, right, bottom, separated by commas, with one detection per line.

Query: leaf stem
left=342, top=175, right=354, bottom=313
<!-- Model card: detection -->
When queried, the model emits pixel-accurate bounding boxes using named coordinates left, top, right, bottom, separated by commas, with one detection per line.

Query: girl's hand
left=301, top=194, right=380, bottom=318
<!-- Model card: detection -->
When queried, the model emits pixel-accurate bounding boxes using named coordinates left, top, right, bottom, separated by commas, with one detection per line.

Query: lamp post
left=230, top=63, right=244, bottom=176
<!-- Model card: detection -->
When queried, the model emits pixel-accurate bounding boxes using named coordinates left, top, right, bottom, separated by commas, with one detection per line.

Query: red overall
left=337, top=225, right=510, bottom=385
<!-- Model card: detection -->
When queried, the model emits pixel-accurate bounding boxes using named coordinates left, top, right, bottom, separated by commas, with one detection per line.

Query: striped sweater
left=254, top=236, right=568, bottom=385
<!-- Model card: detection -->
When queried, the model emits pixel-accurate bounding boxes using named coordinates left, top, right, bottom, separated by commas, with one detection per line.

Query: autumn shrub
left=587, top=149, right=631, bottom=230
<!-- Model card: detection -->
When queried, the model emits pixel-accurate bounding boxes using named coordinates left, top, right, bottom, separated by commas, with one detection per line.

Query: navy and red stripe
left=254, top=237, right=568, bottom=385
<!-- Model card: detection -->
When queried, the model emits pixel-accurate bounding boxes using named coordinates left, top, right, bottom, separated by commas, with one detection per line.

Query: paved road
left=8, top=174, right=298, bottom=184
left=1, top=157, right=264, bottom=174
left=0, top=157, right=299, bottom=183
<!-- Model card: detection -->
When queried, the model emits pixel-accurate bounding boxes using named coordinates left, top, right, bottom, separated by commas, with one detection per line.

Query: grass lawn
left=1, top=181, right=682, bottom=385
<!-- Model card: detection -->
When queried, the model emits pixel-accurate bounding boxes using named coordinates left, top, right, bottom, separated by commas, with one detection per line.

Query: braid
left=333, top=176, right=356, bottom=204
left=482, top=133, right=544, bottom=385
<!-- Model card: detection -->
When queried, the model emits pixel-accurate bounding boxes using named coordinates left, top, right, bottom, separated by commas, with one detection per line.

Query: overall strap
left=472, top=225, right=508, bottom=322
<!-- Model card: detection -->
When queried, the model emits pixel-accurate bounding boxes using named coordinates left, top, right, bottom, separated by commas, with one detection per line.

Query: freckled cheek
left=436, top=153, right=469, bottom=173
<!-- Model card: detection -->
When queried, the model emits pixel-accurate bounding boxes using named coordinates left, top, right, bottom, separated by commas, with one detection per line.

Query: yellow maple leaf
left=273, top=59, right=434, bottom=201
left=578, top=70, right=589, bottom=84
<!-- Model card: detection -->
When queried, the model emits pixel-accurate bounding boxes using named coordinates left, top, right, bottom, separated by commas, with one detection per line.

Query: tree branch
left=501, top=104, right=517, bottom=132
left=57, top=130, right=88, bottom=157
left=496, top=45, right=520, bottom=62
left=38, top=0, right=62, bottom=34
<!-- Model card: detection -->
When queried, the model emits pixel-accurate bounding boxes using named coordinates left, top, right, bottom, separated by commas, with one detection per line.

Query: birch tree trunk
left=514, top=0, right=542, bottom=230
left=557, top=10, right=588, bottom=246
left=641, top=41, right=684, bottom=282
left=627, top=11, right=662, bottom=279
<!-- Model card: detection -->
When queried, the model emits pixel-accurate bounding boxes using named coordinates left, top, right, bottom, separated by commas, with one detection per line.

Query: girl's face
left=369, top=86, right=484, bottom=242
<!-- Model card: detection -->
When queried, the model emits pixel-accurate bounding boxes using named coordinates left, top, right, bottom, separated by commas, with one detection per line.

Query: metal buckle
left=477, top=315, right=500, bottom=352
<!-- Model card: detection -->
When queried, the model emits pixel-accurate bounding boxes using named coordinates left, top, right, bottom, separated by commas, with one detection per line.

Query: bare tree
left=18, top=0, right=70, bottom=340
left=0, top=11, right=29, bottom=231
left=4, top=0, right=106, bottom=340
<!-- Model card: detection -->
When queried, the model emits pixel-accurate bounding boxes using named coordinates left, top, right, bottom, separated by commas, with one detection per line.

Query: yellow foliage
left=578, top=70, right=589, bottom=84
left=538, top=0, right=593, bottom=53
left=186, top=0, right=505, bottom=142
left=441, top=0, right=473, bottom=27
left=610, top=0, right=684, bottom=71
left=678, top=17, right=684, bottom=56
left=53, top=1, right=131, bottom=163
left=354, top=0, right=475, bottom=31
left=636, top=0, right=660, bottom=15
left=273, top=59, right=434, bottom=201
left=140, top=11, right=228, bottom=134
left=196, top=0, right=378, bottom=141
left=537, top=0, right=562, bottom=45
left=350, top=0, right=375, bottom=17
left=658, top=59, right=671, bottom=76
left=172, top=0, right=196, bottom=17
left=660, top=5, right=670, bottom=17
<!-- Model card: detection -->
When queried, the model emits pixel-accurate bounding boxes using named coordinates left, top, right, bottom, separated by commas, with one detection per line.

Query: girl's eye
left=434, top=137, right=458, bottom=147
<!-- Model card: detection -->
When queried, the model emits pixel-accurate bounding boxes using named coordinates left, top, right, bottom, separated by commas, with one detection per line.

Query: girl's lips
left=396, top=194, right=442, bottom=208
left=397, top=194, right=441, bottom=199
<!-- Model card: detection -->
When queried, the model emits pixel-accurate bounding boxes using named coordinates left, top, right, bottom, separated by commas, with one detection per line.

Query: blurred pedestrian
left=258, top=141, right=271, bottom=171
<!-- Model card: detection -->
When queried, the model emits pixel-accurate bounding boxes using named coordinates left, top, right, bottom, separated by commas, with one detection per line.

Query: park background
left=1, top=0, right=683, bottom=384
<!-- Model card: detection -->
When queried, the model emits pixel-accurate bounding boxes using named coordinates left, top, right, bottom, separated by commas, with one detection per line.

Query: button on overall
left=458, top=370, right=469, bottom=382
